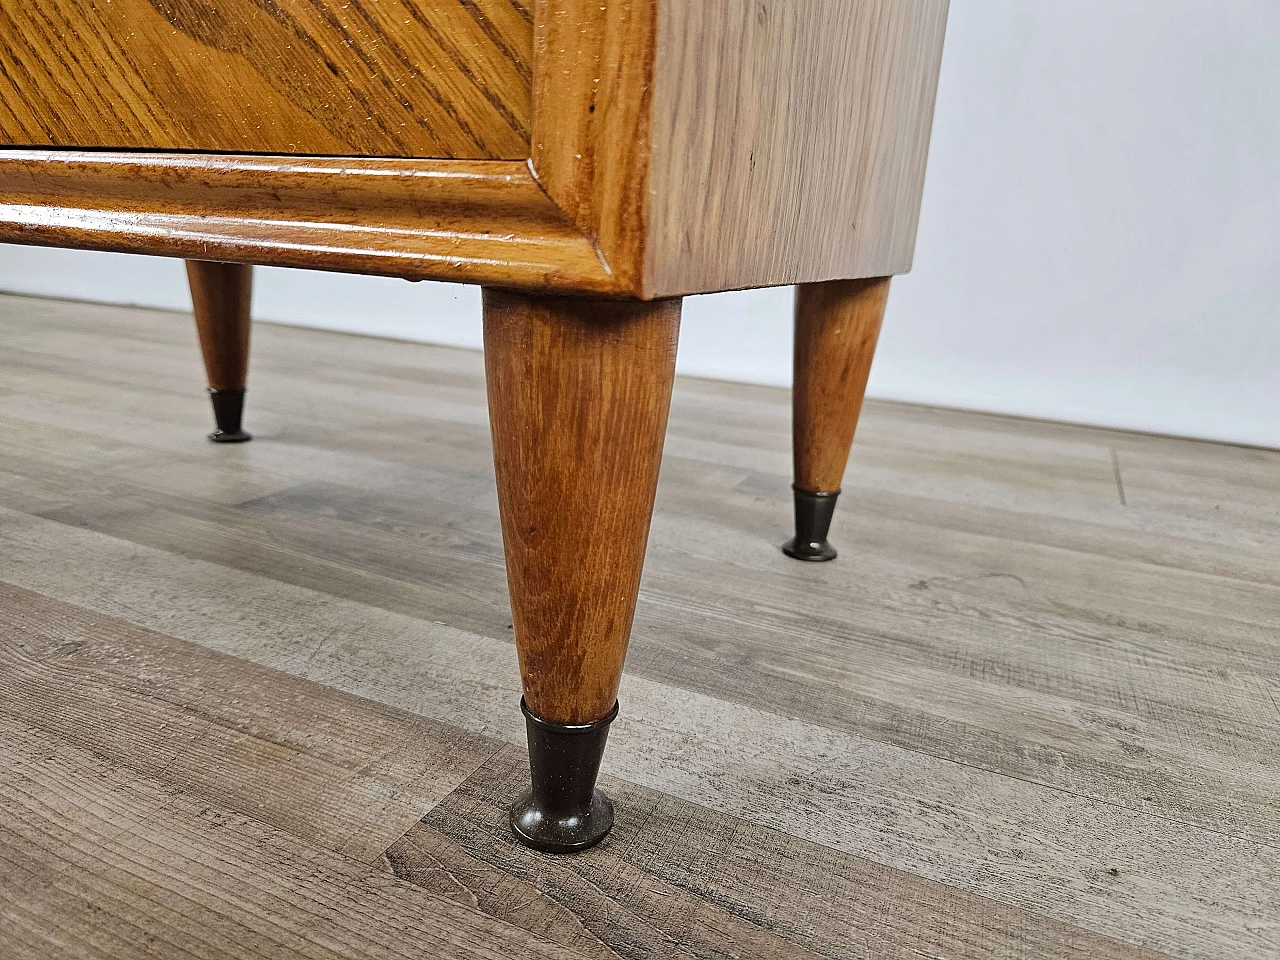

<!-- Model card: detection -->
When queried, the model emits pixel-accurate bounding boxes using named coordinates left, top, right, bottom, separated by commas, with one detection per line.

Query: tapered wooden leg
left=785, top=277, right=891, bottom=561
left=483, top=288, right=680, bottom=852
left=187, top=260, right=253, bottom=443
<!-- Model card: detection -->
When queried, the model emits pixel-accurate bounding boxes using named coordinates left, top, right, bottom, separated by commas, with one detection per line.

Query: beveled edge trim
left=530, top=0, right=661, bottom=296
left=0, top=151, right=621, bottom=296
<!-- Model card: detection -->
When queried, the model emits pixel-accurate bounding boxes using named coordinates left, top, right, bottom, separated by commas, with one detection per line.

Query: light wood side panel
left=0, top=152, right=616, bottom=294
left=643, top=0, right=949, bottom=297
left=0, top=0, right=532, bottom=159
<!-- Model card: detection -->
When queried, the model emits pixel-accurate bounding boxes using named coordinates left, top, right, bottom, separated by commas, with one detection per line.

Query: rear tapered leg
left=784, top=277, right=891, bottom=561
left=484, top=288, right=680, bottom=852
left=187, top=260, right=253, bottom=443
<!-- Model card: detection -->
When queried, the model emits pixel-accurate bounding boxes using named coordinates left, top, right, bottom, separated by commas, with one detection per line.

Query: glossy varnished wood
left=0, top=153, right=614, bottom=293
left=0, top=0, right=532, bottom=158
left=531, top=0, right=661, bottom=290
left=187, top=261, right=252, bottom=393
left=483, top=289, right=680, bottom=724
left=793, top=278, right=892, bottom=493
left=0, top=1, right=947, bottom=297
left=2, top=296, right=1277, bottom=957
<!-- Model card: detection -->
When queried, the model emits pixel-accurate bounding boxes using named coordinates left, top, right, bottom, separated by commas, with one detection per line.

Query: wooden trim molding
left=0, top=151, right=614, bottom=295
left=530, top=0, right=661, bottom=292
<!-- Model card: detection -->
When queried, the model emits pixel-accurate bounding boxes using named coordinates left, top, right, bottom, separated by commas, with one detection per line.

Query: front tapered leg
left=187, top=261, right=253, bottom=443
left=785, top=277, right=891, bottom=561
left=484, top=288, right=680, bottom=852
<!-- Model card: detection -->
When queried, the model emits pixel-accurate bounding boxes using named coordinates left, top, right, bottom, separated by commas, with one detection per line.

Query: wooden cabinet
left=0, top=0, right=947, bottom=297
left=0, top=0, right=949, bottom=854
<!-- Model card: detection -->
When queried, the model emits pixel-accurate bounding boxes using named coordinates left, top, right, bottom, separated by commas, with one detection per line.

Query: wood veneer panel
left=643, top=0, right=949, bottom=296
left=0, top=0, right=532, bottom=158
left=0, top=1, right=947, bottom=294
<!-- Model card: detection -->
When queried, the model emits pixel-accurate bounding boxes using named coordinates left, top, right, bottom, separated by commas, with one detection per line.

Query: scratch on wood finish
left=0, top=152, right=615, bottom=293
left=0, top=0, right=533, bottom=158
left=483, top=289, right=680, bottom=724
left=645, top=0, right=950, bottom=296
left=793, top=278, right=892, bottom=493
left=531, top=0, right=661, bottom=289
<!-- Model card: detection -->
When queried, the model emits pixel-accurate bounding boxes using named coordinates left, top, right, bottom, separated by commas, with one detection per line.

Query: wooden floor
left=1, top=292, right=1277, bottom=960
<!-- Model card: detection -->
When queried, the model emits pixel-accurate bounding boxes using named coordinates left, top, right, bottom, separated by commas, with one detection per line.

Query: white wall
left=3, top=1, right=1278, bottom=447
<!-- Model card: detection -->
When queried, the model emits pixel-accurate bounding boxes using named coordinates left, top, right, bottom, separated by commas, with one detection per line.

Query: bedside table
left=0, top=0, right=949, bottom=852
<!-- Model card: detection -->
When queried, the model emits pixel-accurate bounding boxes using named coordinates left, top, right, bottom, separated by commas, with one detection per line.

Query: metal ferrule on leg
left=782, top=486, right=840, bottom=561
left=509, top=698, right=618, bottom=853
left=207, top=388, right=252, bottom=443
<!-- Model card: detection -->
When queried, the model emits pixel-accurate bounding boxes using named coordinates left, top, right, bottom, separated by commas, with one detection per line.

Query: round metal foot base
left=782, top=536, right=837, bottom=562
left=207, top=429, right=253, bottom=444
left=207, top=388, right=251, bottom=444
left=510, top=698, right=618, bottom=854
left=782, top=487, right=840, bottom=562
left=510, top=787, right=614, bottom=853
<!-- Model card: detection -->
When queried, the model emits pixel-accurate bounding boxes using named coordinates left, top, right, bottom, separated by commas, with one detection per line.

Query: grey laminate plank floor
left=1, top=292, right=1276, bottom=959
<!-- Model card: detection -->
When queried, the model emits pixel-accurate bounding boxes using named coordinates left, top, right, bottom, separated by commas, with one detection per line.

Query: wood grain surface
left=2, top=294, right=1277, bottom=958
left=530, top=0, right=948, bottom=296
left=531, top=0, right=661, bottom=291
left=0, top=0, right=947, bottom=297
left=483, top=289, right=681, bottom=723
left=187, top=261, right=253, bottom=392
left=793, top=278, right=891, bottom=493
left=384, top=748, right=1174, bottom=960
left=0, top=0, right=533, bottom=158
left=0, top=152, right=615, bottom=293
left=0, top=717, right=587, bottom=960
left=643, top=0, right=949, bottom=296
left=0, top=581, right=498, bottom=863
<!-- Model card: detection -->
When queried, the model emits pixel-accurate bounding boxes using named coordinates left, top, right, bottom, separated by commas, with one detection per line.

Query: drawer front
left=0, top=0, right=531, bottom=158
